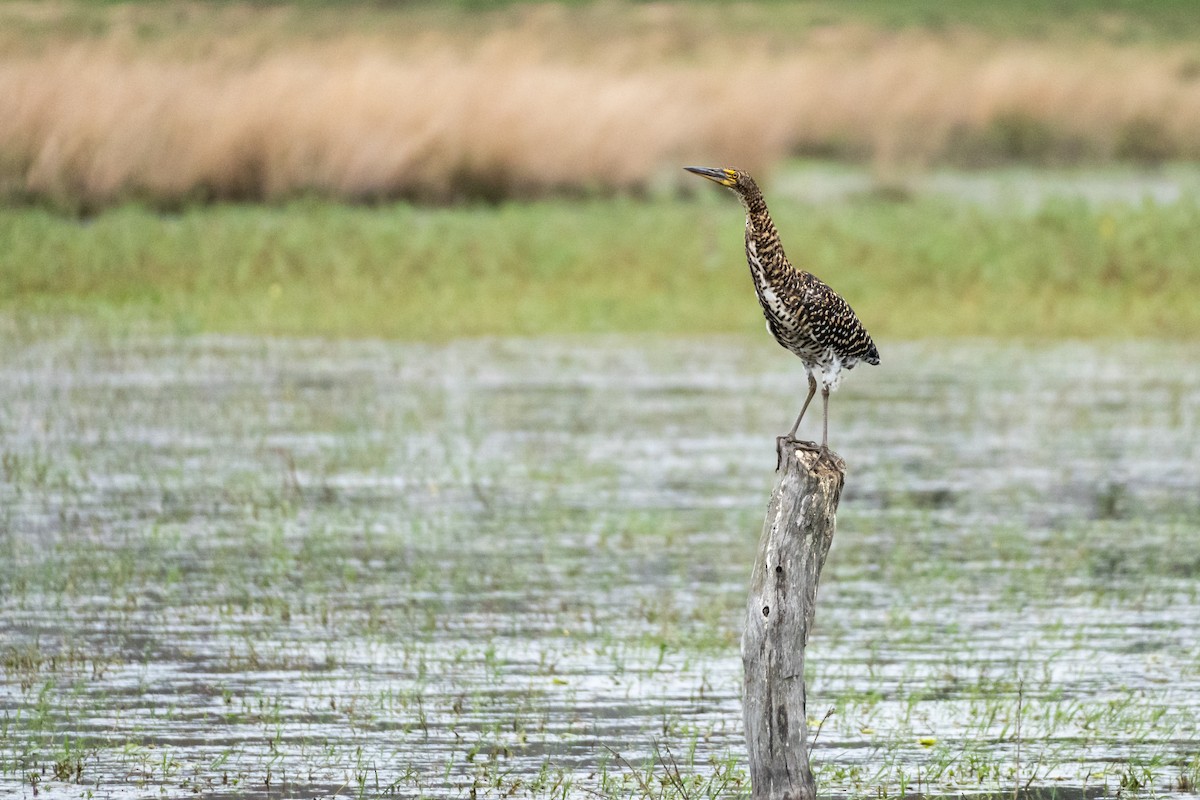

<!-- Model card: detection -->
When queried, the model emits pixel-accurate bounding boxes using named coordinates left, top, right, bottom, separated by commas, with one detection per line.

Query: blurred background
left=6, top=1, right=1200, bottom=204
left=2, top=0, right=1199, bottom=340
left=2, top=0, right=1200, bottom=340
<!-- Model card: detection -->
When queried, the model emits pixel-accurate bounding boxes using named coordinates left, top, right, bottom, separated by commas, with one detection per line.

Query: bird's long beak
left=684, top=166, right=735, bottom=186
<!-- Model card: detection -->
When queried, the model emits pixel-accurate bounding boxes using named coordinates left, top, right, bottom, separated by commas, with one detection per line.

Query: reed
left=3, top=3, right=1200, bottom=208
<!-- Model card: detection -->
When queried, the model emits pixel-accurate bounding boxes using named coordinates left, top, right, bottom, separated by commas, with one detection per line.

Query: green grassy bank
left=3, top=192, right=1198, bottom=340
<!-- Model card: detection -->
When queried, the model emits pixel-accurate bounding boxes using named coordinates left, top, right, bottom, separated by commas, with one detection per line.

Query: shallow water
left=775, top=162, right=1200, bottom=209
left=1, top=328, right=1198, bottom=799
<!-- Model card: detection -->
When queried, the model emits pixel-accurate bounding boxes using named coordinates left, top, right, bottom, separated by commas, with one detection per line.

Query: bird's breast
left=747, top=249, right=793, bottom=321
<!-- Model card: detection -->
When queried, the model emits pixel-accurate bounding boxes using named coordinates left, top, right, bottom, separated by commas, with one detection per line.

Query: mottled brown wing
left=803, top=278, right=880, bottom=365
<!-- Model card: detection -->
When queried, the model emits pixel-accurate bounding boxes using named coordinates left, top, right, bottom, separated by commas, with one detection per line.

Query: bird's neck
left=742, top=195, right=790, bottom=279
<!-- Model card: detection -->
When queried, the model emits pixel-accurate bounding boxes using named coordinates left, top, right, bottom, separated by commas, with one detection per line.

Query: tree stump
left=742, top=441, right=845, bottom=800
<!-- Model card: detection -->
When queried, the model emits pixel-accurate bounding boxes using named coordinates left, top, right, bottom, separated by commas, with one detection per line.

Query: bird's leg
left=818, top=384, right=832, bottom=460
left=777, top=372, right=820, bottom=470
left=787, top=371, right=819, bottom=440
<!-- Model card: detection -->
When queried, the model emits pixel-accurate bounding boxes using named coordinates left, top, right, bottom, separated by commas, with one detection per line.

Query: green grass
left=4, top=191, right=1200, bottom=340
left=805, top=0, right=1200, bottom=40
left=10, top=0, right=1200, bottom=44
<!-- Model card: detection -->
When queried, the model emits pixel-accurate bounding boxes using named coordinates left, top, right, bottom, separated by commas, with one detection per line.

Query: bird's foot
left=815, top=444, right=846, bottom=471
left=775, top=435, right=821, bottom=470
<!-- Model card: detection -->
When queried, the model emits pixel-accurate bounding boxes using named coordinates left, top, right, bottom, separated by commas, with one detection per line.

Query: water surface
left=1, top=328, right=1198, bottom=798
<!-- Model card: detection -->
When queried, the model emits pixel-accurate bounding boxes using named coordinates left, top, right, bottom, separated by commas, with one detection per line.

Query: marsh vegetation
left=5, top=164, right=1200, bottom=341
left=4, top=2, right=1200, bottom=207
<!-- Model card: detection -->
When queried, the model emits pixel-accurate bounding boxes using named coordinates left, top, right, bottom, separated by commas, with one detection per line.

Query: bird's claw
left=776, top=436, right=845, bottom=471
left=814, top=444, right=846, bottom=471
left=775, top=435, right=821, bottom=470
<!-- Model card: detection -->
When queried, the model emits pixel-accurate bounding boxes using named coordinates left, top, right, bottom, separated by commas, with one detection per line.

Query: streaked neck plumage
left=736, top=183, right=791, bottom=280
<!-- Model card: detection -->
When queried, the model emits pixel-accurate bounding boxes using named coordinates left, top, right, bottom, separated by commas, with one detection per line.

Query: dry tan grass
left=4, top=3, right=1200, bottom=206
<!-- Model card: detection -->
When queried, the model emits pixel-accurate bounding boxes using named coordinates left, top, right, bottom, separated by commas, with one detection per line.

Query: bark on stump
left=743, top=441, right=845, bottom=800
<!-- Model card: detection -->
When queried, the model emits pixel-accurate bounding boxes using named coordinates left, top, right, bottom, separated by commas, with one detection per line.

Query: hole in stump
left=762, top=606, right=770, bottom=617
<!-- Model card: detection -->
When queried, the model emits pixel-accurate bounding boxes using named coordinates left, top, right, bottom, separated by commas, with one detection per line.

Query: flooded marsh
left=1, top=326, right=1198, bottom=798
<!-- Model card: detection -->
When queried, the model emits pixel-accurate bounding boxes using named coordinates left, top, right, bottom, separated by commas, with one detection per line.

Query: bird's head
left=683, top=166, right=760, bottom=203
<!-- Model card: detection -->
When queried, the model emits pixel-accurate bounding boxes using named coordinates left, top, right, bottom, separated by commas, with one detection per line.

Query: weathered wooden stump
left=742, top=440, right=845, bottom=800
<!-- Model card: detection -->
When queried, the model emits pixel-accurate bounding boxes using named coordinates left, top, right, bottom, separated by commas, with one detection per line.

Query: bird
left=684, top=166, right=879, bottom=458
